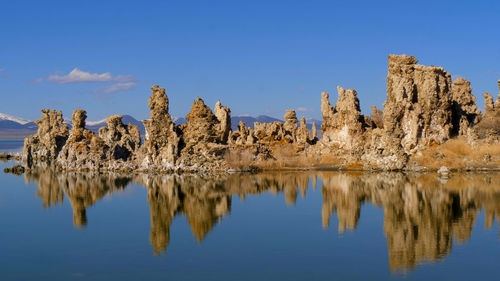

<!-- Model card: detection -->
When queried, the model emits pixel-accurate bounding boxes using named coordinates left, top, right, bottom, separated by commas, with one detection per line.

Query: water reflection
left=25, top=165, right=130, bottom=227
left=22, top=168, right=500, bottom=271
left=319, top=172, right=495, bottom=271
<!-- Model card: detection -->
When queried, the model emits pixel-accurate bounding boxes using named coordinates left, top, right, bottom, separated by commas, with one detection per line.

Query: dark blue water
left=0, top=139, right=23, bottom=153
left=1, top=157, right=500, bottom=280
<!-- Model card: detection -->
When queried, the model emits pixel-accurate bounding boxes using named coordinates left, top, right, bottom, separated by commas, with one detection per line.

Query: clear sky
left=1, top=0, right=499, bottom=122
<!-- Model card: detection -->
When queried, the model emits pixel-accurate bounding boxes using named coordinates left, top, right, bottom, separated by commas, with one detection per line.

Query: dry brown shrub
left=411, top=137, right=500, bottom=169
left=224, top=150, right=254, bottom=169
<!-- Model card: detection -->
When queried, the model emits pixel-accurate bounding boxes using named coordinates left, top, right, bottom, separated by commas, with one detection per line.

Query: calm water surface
left=0, top=139, right=23, bottom=153
left=1, top=140, right=500, bottom=280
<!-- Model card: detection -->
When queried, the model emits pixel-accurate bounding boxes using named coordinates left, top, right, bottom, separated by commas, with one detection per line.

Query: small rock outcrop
left=181, top=97, right=220, bottom=144
left=283, top=110, right=299, bottom=143
left=475, top=81, right=500, bottom=140
left=370, top=106, right=384, bottom=129
left=0, top=152, right=14, bottom=160
left=57, top=109, right=108, bottom=170
left=229, top=121, right=256, bottom=146
left=312, top=122, right=318, bottom=140
left=253, top=121, right=286, bottom=144
left=3, top=164, right=25, bottom=175
left=141, top=85, right=180, bottom=168
left=364, top=55, right=456, bottom=170
left=383, top=55, right=453, bottom=153
left=177, top=97, right=228, bottom=169
left=23, top=109, right=69, bottom=162
left=437, top=166, right=451, bottom=177
left=451, top=78, right=481, bottom=136
left=296, top=117, right=312, bottom=145
left=214, top=101, right=231, bottom=143
left=98, top=115, right=141, bottom=161
left=321, top=86, right=365, bottom=149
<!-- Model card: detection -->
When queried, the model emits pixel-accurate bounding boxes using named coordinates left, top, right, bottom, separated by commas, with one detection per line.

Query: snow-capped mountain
left=0, top=113, right=32, bottom=125
left=0, top=112, right=322, bottom=139
left=0, top=113, right=37, bottom=139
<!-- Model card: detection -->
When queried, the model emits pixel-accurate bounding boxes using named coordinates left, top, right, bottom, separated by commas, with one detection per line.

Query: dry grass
left=411, top=137, right=500, bottom=169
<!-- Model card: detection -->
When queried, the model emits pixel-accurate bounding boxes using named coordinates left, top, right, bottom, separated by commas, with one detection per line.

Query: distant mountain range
left=0, top=113, right=321, bottom=140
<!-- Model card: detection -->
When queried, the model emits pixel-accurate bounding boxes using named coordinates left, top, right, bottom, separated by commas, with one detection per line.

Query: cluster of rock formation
left=22, top=54, right=500, bottom=171
left=315, top=55, right=500, bottom=169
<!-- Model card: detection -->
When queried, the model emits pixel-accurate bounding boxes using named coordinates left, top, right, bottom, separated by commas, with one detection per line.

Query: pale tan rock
left=98, top=115, right=141, bottom=161
left=230, top=121, right=253, bottom=145
left=23, top=109, right=69, bottom=163
left=176, top=97, right=228, bottom=170
left=214, top=100, right=231, bottom=143
left=296, top=117, right=311, bottom=145
left=141, top=85, right=180, bottom=167
left=283, top=110, right=298, bottom=142
left=253, top=121, right=286, bottom=144
left=181, top=97, right=220, bottom=144
left=484, top=92, right=495, bottom=114
left=321, top=86, right=365, bottom=149
left=451, top=78, right=481, bottom=136
left=384, top=54, right=453, bottom=153
left=321, top=92, right=335, bottom=132
left=312, top=122, right=318, bottom=140
left=370, top=106, right=384, bottom=129
left=57, top=109, right=108, bottom=170
left=475, top=81, right=500, bottom=140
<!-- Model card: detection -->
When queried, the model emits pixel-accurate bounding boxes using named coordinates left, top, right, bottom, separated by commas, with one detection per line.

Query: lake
left=0, top=139, right=24, bottom=154
left=1, top=154, right=500, bottom=280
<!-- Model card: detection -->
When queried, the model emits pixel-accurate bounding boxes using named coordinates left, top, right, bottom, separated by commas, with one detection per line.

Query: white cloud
left=296, top=107, right=312, bottom=112
left=94, top=82, right=136, bottom=94
left=234, top=113, right=251, bottom=117
left=35, top=68, right=135, bottom=84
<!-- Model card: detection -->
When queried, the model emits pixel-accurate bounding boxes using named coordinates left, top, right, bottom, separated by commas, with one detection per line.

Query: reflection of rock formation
left=319, top=172, right=500, bottom=271
left=137, top=175, right=233, bottom=254
left=138, top=172, right=313, bottom=254
left=321, top=174, right=368, bottom=232
left=27, top=164, right=64, bottom=208
left=21, top=167, right=500, bottom=271
left=25, top=167, right=130, bottom=227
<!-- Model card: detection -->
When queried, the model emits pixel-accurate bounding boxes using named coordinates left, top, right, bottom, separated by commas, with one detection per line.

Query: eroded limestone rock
left=283, top=110, right=299, bottom=142
left=312, top=122, right=318, bottom=140
left=229, top=121, right=255, bottom=146
left=253, top=121, right=286, bottom=144
left=181, top=97, right=220, bottom=144
left=23, top=109, right=69, bottom=162
left=296, top=117, right=311, bottom=145
left=363, top=55, right=456, bottom=170
left=451, top=78, right=481, bottom=136
left=320, top=86, right=365, bottom=149
left=475, top=81, right=500, bottom=140
left=370, top=106, right=384, bottom=129
left=177, top=97, right=228, bottom=170
left=57, top=109, right=108, bottom=170
left=214, top=101, right=231, bottom=143
left=141, top=85, right=180, bottom=167
left=384, top=54, right=453, bottom=153
left=99, top=115, right=141, bottom=161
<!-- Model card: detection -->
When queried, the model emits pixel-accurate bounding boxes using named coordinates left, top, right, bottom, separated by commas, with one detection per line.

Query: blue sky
left=1, top=0, right=499, bottom=121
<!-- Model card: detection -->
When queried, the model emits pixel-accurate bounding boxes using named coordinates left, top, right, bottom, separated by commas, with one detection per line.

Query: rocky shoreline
left=16, top=54, right=500, bottom=173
